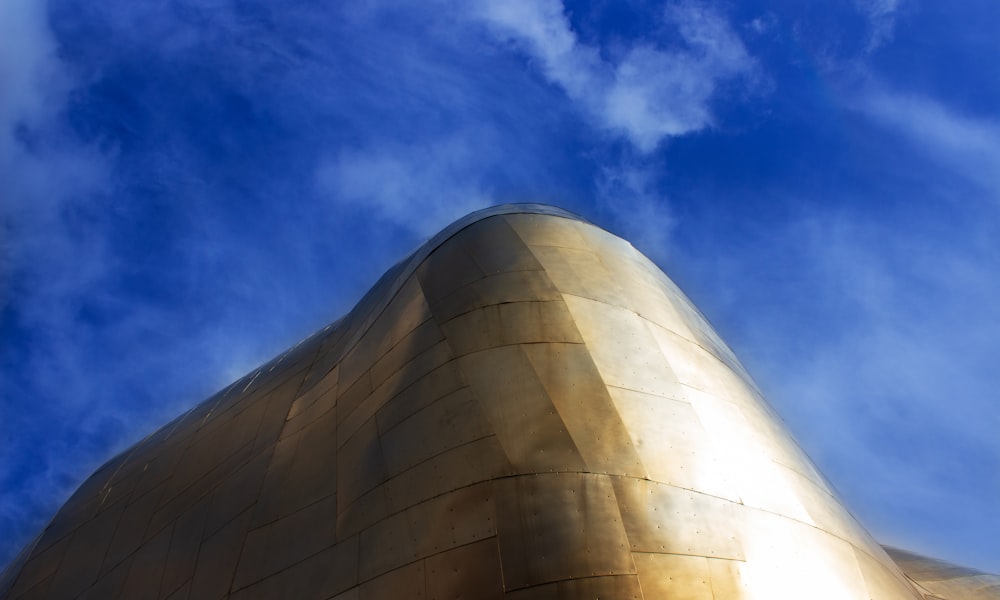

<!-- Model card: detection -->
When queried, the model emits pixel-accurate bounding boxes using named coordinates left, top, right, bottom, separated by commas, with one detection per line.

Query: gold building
left=1, top=205, right=996, bottom=599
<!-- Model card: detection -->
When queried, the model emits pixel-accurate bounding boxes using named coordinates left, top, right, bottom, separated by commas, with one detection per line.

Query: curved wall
left=885, top=547, right=1000, bottom=600
left=0, top=205, right=970, bottom=599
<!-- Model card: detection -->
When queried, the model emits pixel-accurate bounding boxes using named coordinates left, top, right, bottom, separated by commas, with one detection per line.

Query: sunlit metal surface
left=885, top=546, right=1000, bottom=600
left=1, top=204, right=994, bottom=599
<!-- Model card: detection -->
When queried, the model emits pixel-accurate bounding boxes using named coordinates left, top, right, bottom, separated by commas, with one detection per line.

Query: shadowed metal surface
left=0, top=204, right=994, bottom=599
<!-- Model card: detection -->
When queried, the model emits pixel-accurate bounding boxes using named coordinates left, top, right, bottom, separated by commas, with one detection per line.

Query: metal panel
left=383, top=435, right=513, bottom=514
left=337, top=367, right=372, bottom=427
left=130, top=439, right=187, bottom=501
left=883, top=546, right=1000, bottom=600
left=431, top=270, right=562, bottom=323
left=339, top=276, right=432, bottom=390
left=611, top=476, right=745, bottom=560
left=632, top=553, right=714, bottom=600
left=738, top=508, right=870, bottom=600
left=282, top=389, right=337, bottom=442
left=426, top=539, right=504, bottom=600
left=417, top=231, right=486, bottom=304
left=117, top=525, right=172, bottom=599
left=5, top=534, right=70, bottom=599
left=249, top=428, right=302, bottom=528
left=158, top=499, right=209, bottom=598
left=88, top=467, right=141, bottom=519
left=707, top=558, right=749, bottom=599
left=76, top=560, right=131, bottom=600
left=526, top=244, right=628, bottom=308
left=521, top=343, right=646, bottom=478
left=440, top=301, right=583, bottom=357
left=330, top=587, right=359, bottom=600
left=647, top=322, right=734, bottom=400
left=358, top=507, right=418, bottom=581
left=504, top=575, right=643, bottom=600
left=373, top=339, right=454, bottom=406
left=684, top=387, right=815, bottom=524
left=339, top=340, right=453, bottom=446
left=562, top=294, right=681, bottom=398
left=918, top=576, right=1000, bottom=600
left=854, top=547, right=922, bottom=600
left=336, top=485, right=391, bottom=543
left=459, top=217, right=543, bottom=275
left=337, top=417, right=388, bottom=510
left=379, top=387, right=493, bottom=477
left=494, top=473, right=634, bottom=590
left=274, top=403, right=339, bottom=513
left=203, top=448, right=271, bottom=538
left=286, top=364, right=338, bottom=426
left=615, top=277, right=699, bottom=344
left=505, top=213, right=589, bottom=249
left=188, top=508, right=252, bottom=599
left=229, top=535, right=359, bottom=600
left=360, top=483, right=495, bottom=582
left=163, top=578, right=190, bottom=600
left=76, top=557, right=130, bottom=600
left=43, top=499, right=123, bottom=599
left=358, top=560, right=425, bottom=600
left=374, top=360, right=466, bottom=433
left=775, top=462, right=877, bottom=548
left=458, top=346, right=586, bottom=474
left=606, top=386, right=739, bottom=501
left=101, top=482, right=168, bottom=573
left=408, top=482, right=496, bottom=559
left=370, top=317, right=444, bottom=389
left=233, top=495, right=337, bottom=590
left=299, top=323, right=350, bottom=393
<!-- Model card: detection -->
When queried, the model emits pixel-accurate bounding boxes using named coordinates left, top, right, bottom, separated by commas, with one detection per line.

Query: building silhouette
left=1, top=205, right=996, bottom=599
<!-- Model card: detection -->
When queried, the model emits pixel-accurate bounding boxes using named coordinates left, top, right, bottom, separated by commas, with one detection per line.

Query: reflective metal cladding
left=1, top=204, right=995, bottom=599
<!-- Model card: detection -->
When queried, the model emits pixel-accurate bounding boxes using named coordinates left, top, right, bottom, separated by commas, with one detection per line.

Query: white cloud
left=473, top=0, right=604, bottom=100
left=0, top=0, right=109, bottom=350
left=315, top=134, right=492, bottom=237
left=856, top=89, right=1000, bottom=194
left=0, top=0, right=125, bottom=566
left=0, top=0, right=63, bottom=140
left=854, top=0, right=902, bottom=51
left=470, top=0, right=755, bottom=152
left=0, top=0, right=109, bottom=348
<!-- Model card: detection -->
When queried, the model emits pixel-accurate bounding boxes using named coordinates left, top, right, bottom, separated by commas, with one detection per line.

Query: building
left=1, top=204, right=996, bottom=599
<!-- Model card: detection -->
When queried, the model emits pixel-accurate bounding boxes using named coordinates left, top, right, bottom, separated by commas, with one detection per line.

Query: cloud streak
left=856, top=88, right=1000, bottom=194
left=854, top=0, right=902, bottom=51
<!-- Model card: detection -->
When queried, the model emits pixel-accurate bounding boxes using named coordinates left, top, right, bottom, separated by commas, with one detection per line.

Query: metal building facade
left=2, top=205, right=995, bottom=599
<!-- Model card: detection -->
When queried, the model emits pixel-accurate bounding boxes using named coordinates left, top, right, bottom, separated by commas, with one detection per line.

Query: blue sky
left=2, top=0, right=998, bottom=573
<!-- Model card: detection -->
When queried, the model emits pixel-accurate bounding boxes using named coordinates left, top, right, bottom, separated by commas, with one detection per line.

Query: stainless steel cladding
left=1, top=205, right=993, bottom=599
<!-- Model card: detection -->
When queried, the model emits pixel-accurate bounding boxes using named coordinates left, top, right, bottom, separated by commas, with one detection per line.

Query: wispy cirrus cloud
left=1, top=0, right=117, bottom=565
left=855, top=88, right=1000, bottom=194
left=853, top=0, right=903, bottom=51
left=316, top=134, right=493, bottom=237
